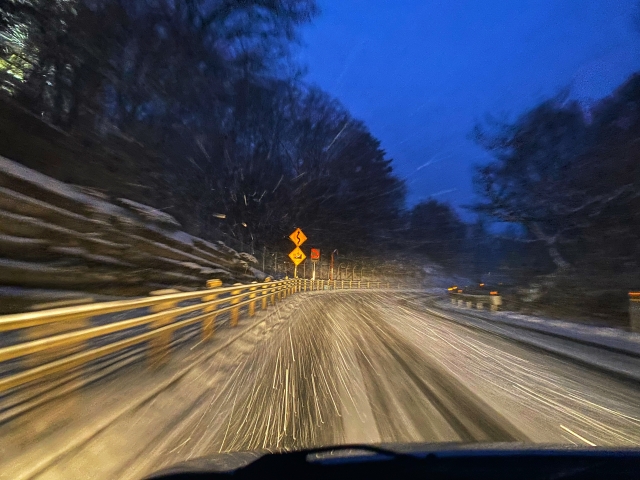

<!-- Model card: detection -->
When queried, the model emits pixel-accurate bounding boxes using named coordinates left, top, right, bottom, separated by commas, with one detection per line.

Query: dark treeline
left=0, top=0, right=404, bottom=254
left=1, top=1, right=639, bottom=316
left=412, top=74, right=640, bottom=319
left=474, top=76, right=640, bottom=276
left=399, top=73, right=640, bottom=323
left=468, top=76, right=640, bottom=320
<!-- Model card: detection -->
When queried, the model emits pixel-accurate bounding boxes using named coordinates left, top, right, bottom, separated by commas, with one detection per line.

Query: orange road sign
left=288, top=246, right=306, bottom=266
left=310, top=248, right=320, bottom=261
left=289, top=228, right=307, bottom=247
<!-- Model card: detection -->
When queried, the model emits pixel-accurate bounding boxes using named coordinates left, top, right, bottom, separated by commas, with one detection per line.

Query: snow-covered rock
left=239, top=252, right=258, bottom=265
left=116, top=198, right=181, bottom=229
left=0, top=155, right=262, bottom=311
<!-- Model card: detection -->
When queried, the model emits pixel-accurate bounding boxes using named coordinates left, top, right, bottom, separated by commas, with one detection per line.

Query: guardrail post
left=629, top=293, right=640, bottom=332
left=20, top=306, right=90, bottom=407
left=230, top=283, right=243, bottom=327
left=248, top=283, right=258, bottom=317
left=271, top=282, right=277, bottom=305
left=341, top=280, right=344, bottom=289
left=202, top=279, right=222, bottom=341
left=367, top=281, right=370, bottom=289
left=149, top=289, right=181, bottom=365
left=262, top=278, right=271, bottom=310
left=490, top=295, right=502, bottom=312
left=477, top=302, right=484, bottom=310
left=22, top=315, right=89, bottom=370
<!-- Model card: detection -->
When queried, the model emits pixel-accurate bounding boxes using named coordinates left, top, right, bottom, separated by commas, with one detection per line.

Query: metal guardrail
left=0, top=278, right=396, bottom=402
left=448, top=291, right=503, bottom=311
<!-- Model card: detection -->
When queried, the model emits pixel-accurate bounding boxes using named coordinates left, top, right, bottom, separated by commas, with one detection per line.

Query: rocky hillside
left=0, top=155, right=260, bottom=313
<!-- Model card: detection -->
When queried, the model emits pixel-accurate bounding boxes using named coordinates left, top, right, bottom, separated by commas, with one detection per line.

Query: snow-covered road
left=2, top=291, right=639, bottom=479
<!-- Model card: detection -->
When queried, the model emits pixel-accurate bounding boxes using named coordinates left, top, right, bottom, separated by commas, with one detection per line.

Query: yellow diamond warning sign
left=288, top=246, right=306, bottom=266
left=288, top=228, right=307, bottom=247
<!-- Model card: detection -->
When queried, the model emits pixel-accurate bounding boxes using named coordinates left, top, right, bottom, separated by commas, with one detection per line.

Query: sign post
left=288, top=228, right=307, bottom=278
left=310, top=248, right=320, bottom=281
left=288, top=246, right=306, bottom=277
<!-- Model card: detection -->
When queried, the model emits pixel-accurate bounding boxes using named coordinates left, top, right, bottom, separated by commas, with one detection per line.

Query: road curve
left=2, top=291, right=640, bottom=479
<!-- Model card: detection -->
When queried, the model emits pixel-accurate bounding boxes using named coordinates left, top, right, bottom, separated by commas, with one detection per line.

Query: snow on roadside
left=438, top=298, right=640, bottom=355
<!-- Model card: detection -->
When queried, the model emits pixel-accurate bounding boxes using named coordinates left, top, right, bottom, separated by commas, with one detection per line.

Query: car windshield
left=0, top=1, right=639, bottom=478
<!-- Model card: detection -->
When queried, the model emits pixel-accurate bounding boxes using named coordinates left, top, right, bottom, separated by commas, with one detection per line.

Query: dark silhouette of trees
left=1, top=0, right=407, bottom=255
left=407, top=200, right=465, bottom=269
left=472, top=78, right=640, bottom=276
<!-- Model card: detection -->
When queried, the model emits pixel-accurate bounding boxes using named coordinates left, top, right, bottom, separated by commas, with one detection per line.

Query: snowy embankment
left=0, top=155, right=262, bottom=313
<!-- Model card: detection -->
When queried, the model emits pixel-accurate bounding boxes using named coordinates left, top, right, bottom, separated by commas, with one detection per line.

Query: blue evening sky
left=299, top=0, right=640, bottom=215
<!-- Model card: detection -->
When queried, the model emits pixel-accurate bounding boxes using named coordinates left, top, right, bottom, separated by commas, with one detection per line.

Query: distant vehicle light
left=457, top=289, right=463, bottom=293
left=490, top=291, right=498, bottom=295
left=630, top=292, right=640, bottom=298
left=479, top=283, right=485, bottom=287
